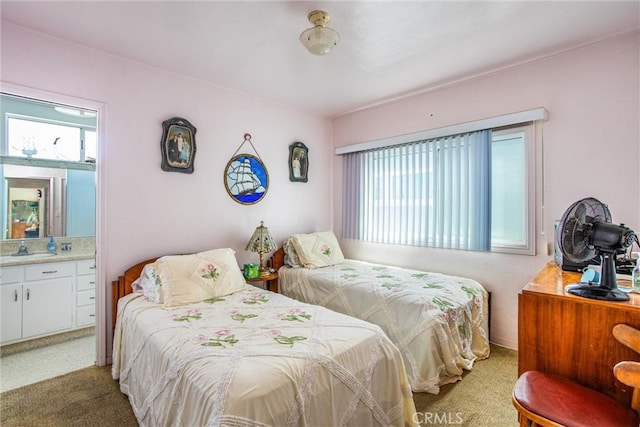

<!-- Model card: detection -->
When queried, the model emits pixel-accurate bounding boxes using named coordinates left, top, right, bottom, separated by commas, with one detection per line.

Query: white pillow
left=290, top=231, right=345, bottom=269
left=131, top=264, right=163, bottom=303
left=154, top=248, right=246, bottom=308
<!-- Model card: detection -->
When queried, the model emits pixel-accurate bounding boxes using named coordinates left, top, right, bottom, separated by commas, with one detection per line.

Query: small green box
left=243, top=263, right=260, bottom=279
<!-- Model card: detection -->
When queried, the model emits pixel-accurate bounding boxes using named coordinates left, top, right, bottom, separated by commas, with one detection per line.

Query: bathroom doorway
left=0, top=88, right=103, bottom=389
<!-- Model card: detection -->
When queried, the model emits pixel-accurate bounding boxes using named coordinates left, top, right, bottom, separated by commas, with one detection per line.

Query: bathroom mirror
left=0, top=93, right=97, bottom=240
left=2, top=165, right=96, bottom=240
left=7, top=176, right=51, bottom=239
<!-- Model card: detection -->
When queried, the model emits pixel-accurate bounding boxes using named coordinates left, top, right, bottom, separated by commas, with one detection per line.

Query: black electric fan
left=556, top=197, right=637, bottom=301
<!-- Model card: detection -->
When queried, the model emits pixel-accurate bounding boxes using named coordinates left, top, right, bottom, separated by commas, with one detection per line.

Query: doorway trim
left=1, top=81, right=107, bottom=366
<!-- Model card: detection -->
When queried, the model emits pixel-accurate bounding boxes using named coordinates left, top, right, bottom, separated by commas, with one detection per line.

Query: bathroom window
left=6, top=117, right=95, bottom=162
left=2, top=94, right=96, bottom=163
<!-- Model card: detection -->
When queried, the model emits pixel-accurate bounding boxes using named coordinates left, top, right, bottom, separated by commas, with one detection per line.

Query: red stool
left=513, top=370, right=638, bottom=427
left=512, top=324, right=640, bottom=427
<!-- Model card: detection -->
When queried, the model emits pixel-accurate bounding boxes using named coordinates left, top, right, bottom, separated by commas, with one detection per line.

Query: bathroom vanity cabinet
left=0, top=258, right=95, bottom=344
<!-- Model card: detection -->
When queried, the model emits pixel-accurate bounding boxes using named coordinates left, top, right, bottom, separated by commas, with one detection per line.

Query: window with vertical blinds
left=341, top=125, right=535, bottom=254
left=343, top=130, right=492, bottom=251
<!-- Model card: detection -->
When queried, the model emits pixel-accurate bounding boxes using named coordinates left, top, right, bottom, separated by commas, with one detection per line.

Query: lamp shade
left=245, top=221, right=278, bottom=254
left=300, top=10, right=340, bottom=56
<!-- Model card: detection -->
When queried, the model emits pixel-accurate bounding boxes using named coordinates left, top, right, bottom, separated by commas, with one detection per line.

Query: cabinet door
left=1, top=284, right=22, bottom=343
left=22, top=278, right=73, bottom=338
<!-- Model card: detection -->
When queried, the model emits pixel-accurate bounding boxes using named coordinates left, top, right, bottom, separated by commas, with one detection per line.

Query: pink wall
left=3, top=20, right=638, bottom=352
left=1, top=23, right=334, bottom=359
left=332, top=32, right=640, bottom=348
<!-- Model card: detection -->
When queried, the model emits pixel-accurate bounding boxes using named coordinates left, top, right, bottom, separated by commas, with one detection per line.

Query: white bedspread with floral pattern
left=112, top=285, right=417, bottom=427
left=279, top=260, right=490, bottom=394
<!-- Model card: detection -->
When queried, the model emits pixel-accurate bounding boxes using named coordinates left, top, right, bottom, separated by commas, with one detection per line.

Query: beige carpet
left=0, top=344, right=517, bottom=427
left=413, top=344, right=519, bottom=426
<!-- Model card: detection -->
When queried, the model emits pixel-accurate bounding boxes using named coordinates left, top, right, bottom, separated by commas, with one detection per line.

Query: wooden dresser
left=518, top=262, right=640, bottom=406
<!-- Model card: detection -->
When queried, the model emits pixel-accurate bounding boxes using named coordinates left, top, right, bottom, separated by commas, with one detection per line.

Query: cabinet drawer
left=77, top=289, right=96, bottom=306
left=77, top=275, right=96, bottom=291
left=0, top=266, right=23, bottom=284
left=77, top=259, right=96, bottom=276
left=25, top=262, right=74, bottom=281
left=76, top=305, right=96, bottom=327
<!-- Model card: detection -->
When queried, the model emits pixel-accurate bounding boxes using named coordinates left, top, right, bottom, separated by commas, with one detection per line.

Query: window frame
left=489, top=124, right=535, bottom=255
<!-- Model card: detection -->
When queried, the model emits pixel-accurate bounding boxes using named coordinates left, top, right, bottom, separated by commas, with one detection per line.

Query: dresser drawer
left=77, top=275, right=96, bottom=291
left=25, top=262, right=75, bottom=281
left=77, top=259, right=96, bottom=276
left=0, top=266, right=23, bottom=284
left=76, top=305, right=96, bottom=327
left=77, top=289, right=96, bottom=306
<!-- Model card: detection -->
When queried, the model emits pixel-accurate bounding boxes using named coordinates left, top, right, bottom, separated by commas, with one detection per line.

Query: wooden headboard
left=268, top=247, right=286, bottom=271
left=111, top=257, right=159, bottom=329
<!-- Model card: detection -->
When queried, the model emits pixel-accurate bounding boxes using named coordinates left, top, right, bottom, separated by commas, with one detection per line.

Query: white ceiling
left=2, top=1, right=639, bottom=117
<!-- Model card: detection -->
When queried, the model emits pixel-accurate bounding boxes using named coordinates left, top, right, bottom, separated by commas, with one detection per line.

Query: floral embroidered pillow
left=290, top=231, right=345, bottom=269
left=155, top=248, right=246, bottom=308
left=283, top=237, right=303, bottom=268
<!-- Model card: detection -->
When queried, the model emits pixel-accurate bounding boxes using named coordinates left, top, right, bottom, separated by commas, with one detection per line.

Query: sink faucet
left=16, top=240, right=30, bottom=256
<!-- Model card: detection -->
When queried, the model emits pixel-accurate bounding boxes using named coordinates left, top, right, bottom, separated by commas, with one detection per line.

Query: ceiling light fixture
left=299, top=10, right=340, bottom=56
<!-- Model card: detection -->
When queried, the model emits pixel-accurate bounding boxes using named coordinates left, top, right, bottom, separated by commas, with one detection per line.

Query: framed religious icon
left=288, top=141, right=308, bottom=182
left=160, top=117, right=196, bottom=174
left=224, top=154, right=269, bottom=205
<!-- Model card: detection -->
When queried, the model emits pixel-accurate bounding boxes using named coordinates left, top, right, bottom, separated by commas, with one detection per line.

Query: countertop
left=0, top=251, right=94, bottom=267
left=0, top=237, right=95, bottom=268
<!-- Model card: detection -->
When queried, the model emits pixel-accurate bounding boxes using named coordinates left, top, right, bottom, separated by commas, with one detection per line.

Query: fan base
left=565, top=282, right=629, bottom=301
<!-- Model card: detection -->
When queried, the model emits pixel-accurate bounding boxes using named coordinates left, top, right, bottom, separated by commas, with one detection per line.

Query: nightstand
left=245, top=271, right=278, bottom=293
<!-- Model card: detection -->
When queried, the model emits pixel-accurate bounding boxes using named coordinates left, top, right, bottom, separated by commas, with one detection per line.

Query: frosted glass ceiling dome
left=299, top=10, right=340, bottom=56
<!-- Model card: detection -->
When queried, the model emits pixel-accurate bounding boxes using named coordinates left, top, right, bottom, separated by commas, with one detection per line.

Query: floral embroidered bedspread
left=112, top=285, right=417, bottom=427
left=279, top=260, right=490, bottom=394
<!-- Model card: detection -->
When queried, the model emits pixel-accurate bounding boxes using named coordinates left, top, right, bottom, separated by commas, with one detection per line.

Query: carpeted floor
left=413, top=344, right=519, bottom=426
left=0, top=344, right=517, bottom=427
left=1, top=364, right=136, bottom=427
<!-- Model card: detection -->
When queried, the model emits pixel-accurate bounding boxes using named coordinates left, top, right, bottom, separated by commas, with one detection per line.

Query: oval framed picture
left=224, top=154, right=269, bottom=205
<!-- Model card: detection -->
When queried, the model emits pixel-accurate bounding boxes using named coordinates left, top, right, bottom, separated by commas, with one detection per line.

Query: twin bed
left=111, top=248, right=416, bottom=427
left=111, top=233, right=490, bottom=426
left=270, top=231, right=490, bottom=394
